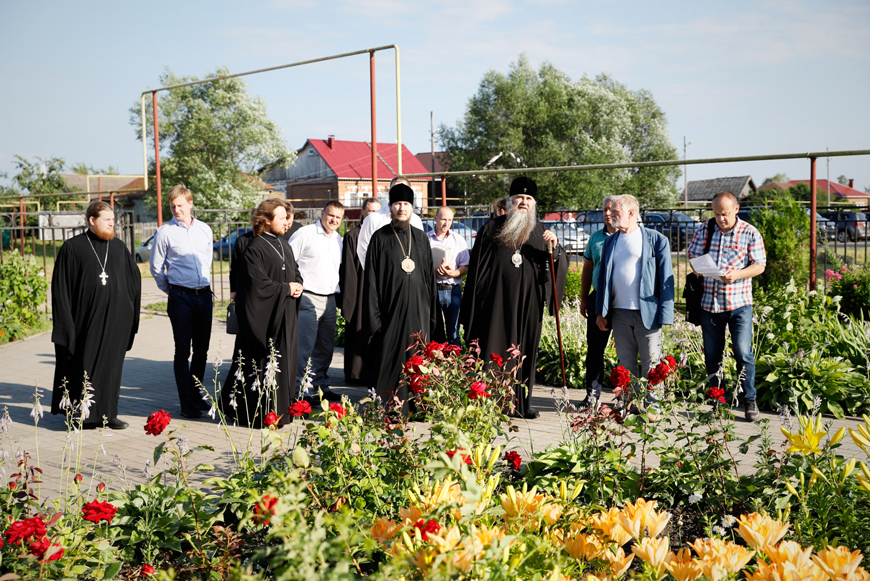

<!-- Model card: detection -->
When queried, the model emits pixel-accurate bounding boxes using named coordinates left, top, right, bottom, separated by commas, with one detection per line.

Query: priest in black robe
left=363, top=185, right=437, bottom=412
left=460, top=177, right=567, bottom=420
left=220, top=199, right=303, bottom=427
left=50, top=201, right=141, bottom=429
left=339, top=197, right=381, bottom=384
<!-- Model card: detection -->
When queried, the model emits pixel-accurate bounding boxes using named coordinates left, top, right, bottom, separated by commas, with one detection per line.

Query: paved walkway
left=1, top=303, right=865, bottom=502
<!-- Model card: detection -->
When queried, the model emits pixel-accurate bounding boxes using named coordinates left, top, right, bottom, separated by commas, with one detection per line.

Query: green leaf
left=153, top=442, right=166, bottom=465
left=103, top=561, right=123, bottom=579
left=292, top=446, right=311, bottom=469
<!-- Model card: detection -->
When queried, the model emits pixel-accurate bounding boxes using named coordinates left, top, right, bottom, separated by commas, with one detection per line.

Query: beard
left=92, top=227, right=115, bottom=241
left=391, top=216, right=410, bottom=230
left=496, top=205, right=537, bottom=248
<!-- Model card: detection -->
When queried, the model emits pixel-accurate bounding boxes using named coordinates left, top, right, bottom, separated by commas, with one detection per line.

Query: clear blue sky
left=1, top=0, right=868, bottom=198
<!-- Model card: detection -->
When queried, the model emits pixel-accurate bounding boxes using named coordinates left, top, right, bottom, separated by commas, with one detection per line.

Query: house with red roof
left=263, top=136, right=432, bottom=211
left=759, top=179, right=867, bottom=207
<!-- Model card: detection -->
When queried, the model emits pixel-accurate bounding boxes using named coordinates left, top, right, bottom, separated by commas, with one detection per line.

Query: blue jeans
left=701, top=305, right=756, bottom=401
left=167, top=289, right=213, bottom=414
left=438, top=285, right=463, bottom=346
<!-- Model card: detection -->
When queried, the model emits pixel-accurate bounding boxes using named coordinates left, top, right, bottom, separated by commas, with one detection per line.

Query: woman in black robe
left=220, top=200, right=303, bottom=427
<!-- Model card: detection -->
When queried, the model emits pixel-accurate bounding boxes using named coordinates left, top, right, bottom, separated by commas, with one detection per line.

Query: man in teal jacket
left=595, top=194, right=674, bottom=414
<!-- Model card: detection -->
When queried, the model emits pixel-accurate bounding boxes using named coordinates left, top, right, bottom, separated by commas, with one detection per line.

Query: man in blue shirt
left=150, top=184, right=214, bottom=419
left=578, top=195, right=615, bottom=407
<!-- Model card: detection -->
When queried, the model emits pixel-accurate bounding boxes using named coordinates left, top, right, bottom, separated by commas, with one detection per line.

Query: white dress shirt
left=427, top=229, right=469, bottom=285
left=288, top=220, right=343, bottom=294
left=150, top=217, right=213, bottom=293
left=356, top=205, right=424, bottom=269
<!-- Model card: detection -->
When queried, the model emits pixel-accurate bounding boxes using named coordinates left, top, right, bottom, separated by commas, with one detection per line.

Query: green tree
left=752, top=191, right=810, bottom=290
left=837, top=174, right=849, bottom=186
left=131, top=67, right=294, bottom=214
left=761, top=173, right=790, bottom=186
left=69, top=162, right=119, bottom=175
left=438, top=55, right=680, bottom=209
left=0, top=155, right=77, bottom=211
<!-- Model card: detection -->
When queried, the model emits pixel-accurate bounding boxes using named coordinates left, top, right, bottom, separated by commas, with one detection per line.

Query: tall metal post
left=141, top=94, right=148, bottom=191
left=370, top=51, right=378, bottom=199
left=441, top=175, right=447, bottom=205
left=809, top=157, right=817, bottom=290
left=153, top=92, right=163, bottom=226
left=395, top=46, right=402, bottom=176
left=19, top=197, right=24, bottom=254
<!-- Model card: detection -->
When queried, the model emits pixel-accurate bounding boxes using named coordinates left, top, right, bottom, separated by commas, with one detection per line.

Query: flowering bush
left=829, top=262, right=870, bottom=318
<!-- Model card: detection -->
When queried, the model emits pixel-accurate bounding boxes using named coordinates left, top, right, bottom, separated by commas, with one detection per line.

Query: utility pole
left=683, top=136, right=693, bottom=206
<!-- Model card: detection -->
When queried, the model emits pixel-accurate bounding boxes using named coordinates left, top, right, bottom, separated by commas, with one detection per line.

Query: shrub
left=0, top=251, right=49, bottom=340
left=751, top=193, right=810, bottom=290
left=828, top=263, right=870, bottom=318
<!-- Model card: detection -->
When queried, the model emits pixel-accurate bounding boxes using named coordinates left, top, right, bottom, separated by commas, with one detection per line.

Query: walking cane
left=547, top=241, right=568, bottom=390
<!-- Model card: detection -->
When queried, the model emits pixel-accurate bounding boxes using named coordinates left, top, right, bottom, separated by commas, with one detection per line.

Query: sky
left=1, top=0, right=869, bottom=199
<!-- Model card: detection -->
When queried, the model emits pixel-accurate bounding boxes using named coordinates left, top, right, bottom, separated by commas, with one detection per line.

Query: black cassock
left=338, top=226, right=366, bottom=384
left=229, top=231, right=254, bottom=294
left=50, top=230, right=141, bottom=421
left=220, top=233, right=301, bottom=427
left=363, top=224, right=437, bottom=410
left=459, top=216, right=567, bottom=417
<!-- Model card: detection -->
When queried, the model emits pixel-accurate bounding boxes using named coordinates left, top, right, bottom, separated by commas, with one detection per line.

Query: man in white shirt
left=356, top=176, right=424, bottom=269
left=289, top=200, right=344, bottom=401
left=428, top=206, right=469, bottom=346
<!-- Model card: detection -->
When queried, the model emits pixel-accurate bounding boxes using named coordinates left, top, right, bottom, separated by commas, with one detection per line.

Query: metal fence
left=2, top=205, right=868, bottom=309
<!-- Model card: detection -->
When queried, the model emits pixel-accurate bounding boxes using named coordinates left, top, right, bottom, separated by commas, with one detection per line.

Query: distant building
left=415, top=151, right=464, bottom=206
left=60, top=174, right=153, bottom=223
left=262, top=136, right=431, bottom=213
left=683, top=176, right=757, bottom=205
left=759, top=179, right=868, bottom=207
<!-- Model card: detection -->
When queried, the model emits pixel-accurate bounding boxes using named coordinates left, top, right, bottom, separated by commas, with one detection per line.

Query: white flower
left=721, top=515, right=736, bottom=528
left=177, top=435, right=190, bottom=454
left=688, top=492, right=703, bottom=504
left=30, top=389, right=44, bottom=421
left=712, top=525, right=726, bottom=536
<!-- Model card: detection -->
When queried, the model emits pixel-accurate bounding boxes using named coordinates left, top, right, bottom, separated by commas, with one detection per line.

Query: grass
left=0, top=317, right=52, bottom=346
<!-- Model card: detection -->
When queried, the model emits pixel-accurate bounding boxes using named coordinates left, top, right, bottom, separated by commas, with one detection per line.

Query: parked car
left=541, top=221, right=588, bottom=254
left=643, top=212, right=700, bottom=250
left=134, top=234, right=154, bottom=264
left=213, top=227, right=253, bottom=260
left=806, top=210, right=836, bottom=241
left=820, top=211, right=868, bottom=242
left=421, top=221, right=477, bottom=249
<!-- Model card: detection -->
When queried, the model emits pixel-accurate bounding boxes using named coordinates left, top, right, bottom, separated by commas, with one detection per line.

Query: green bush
left=563, top=266, right=583, bottom=301
left=828, top=263, right=870, bottom=319
left=0, top=251, right=49, bottom=340
left=751, top=193, right=810, bottom=290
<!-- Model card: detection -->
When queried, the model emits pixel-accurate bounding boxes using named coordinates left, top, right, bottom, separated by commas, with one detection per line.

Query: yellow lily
left=781, top=420, right=826, bottom=455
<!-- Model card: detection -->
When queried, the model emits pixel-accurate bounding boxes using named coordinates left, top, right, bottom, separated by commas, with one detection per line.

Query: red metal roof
left=761, top=180, right=867, bottom=199
left=308, top=138, right=431, bottom=180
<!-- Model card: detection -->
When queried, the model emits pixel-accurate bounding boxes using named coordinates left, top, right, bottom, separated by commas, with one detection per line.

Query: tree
left=761, top=173, right=790, bottom=186
left=69, top=162, right=119, bottom=175
left=0, top=155, right=77, bottom=212
left=837, top=175, right=849, bottom=186
left=131, top=67, right=294, bottom=214
left=438, top=56, right=680, bottom=209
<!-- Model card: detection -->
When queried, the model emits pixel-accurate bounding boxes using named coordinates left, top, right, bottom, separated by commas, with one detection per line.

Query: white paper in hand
left=690, top=254, right=724, bottom=281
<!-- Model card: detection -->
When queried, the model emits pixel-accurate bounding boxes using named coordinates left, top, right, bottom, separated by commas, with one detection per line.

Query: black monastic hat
left=389, top=183, right=415, bottom=206
left=509, top=176, right=537, bottom=199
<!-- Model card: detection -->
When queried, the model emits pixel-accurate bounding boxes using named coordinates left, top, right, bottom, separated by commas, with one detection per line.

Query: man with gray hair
left=578, top=195, right=617, bottom=407
left=461, top=176, right=567, bottom=420
left=595, top=194, right=673, bottom=418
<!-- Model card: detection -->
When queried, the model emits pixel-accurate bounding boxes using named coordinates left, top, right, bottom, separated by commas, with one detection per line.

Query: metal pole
left=441, top=175, right=447, bottom=206
left=152, top=92, right=163, bottom=226
left=19, top=197, right=24, bottom=254
left=395, top=45, right=402, bottom=176
left=141, top=94, right=149, bottom=191
left=810, top=158, right=817, bottom=290
left=826, top=148, right=830, bottom=207
left=370, top=51, right=378, bottom=199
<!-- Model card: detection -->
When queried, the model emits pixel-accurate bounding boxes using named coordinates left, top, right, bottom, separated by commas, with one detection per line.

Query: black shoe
left=577, top=396, right=598, bottom=409
left=318, top=388, right=343, bottom=402
left=744, top=398, right=760, bottom=422
left=522, top=407, right=540, bottom=420
left=180, top=409, right=202, bottom=419
left=107, top=418, right=128, bottom=430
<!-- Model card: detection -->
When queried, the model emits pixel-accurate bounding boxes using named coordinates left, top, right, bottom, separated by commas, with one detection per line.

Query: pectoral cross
left=99, top=271, right=108, bottom=286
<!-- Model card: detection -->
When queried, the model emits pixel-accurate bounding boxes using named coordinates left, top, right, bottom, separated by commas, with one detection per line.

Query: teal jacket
left=595, top=226, right=674, bottom=330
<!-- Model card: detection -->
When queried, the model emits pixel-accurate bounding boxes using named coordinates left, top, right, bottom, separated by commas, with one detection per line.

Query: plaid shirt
left=687, top=218, right=766, bottom=313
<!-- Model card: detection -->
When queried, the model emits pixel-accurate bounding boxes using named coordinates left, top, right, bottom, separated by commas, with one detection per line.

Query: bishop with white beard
left=459, top=177, right=567, bottom=419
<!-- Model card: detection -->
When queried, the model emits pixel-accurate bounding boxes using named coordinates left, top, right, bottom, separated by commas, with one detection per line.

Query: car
left=576, top=209, right=643, bottom=234
left=806, top=210, right=836, bottom=241
left=421, top=221, right=477, bottom=249
left=820, top=211, right=868, bottom=242
left=643, top=212, right=700, bottom=250
left=213, top=227, right=253, bottom=260
left=134, top=234, right=154, bottom=263
left=541, top=221, right=588, bottom=254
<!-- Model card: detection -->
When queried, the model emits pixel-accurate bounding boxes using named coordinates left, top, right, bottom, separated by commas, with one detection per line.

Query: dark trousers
left=585, top=290, right=612, bottom=398
left=437, top=285, right=463, bottom=346
left=167, top=289, right=213, bottom=414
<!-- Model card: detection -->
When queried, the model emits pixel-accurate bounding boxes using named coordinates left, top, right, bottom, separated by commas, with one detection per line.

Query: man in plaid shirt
left=688, top=191, right=766, bottom=421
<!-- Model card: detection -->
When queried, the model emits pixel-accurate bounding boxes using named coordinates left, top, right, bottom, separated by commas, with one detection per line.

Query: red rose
left=665, top=355, right=677, bottom=370
left=263, top=411, right=279, bottom=427
left=504, top=450, right=522, bottom=470
left=409, top=375, right=427, bottom=394
left=144, top=409, right=171, bottom=436
left=446, top=449, right=472, bottom=465
left=413, top=519, right=441, bottom=541
left=30, top=537, right=64, bottom=562
left=329, top=403, right=347, bottom=419
left=490, top=353, right=504, bottom=367
left=82, top=499, right=117, bottom=524
left=8, top=482, right=15, bottom=491
left=142, top=564, right=156, bottom=577
left=74, top=473, right=83, bottom=484
left=443, top=344, right=461, bottom=357
left=5, top=516, right=47, bottom=545
left=706, top=386, right=726, bottom=404
left=97, top=483, right=106, bottom=493
left=648, top=361, right=672, bottom=386
left=425, top=341, right=447, bottom=359
left=288, top=401, right=312, bottom=417
left=610, top=366, right=631, bottom=389
left=253, top=495, right=279, bottom=525
left=468, top=381, right=491, bottom=399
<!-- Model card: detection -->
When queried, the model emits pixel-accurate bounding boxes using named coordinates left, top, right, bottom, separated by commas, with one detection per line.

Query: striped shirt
left=687, top=218, right=766, bottom=313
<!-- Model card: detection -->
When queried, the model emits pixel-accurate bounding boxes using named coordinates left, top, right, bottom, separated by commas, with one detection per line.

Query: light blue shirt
left=150, top=217, right=213, bottom=293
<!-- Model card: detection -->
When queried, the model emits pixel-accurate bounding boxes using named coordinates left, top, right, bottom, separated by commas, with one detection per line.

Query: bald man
left=428, top=206, right=470, bottom=345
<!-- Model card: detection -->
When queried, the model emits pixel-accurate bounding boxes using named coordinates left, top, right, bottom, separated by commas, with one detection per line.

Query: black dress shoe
left=107, top=418, right=129, bottom=430
left=180, top=409, right=202, bottom=419
left=523, top=408, right=540, bottom=420
left=318, top=388, right=343, bottom=402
